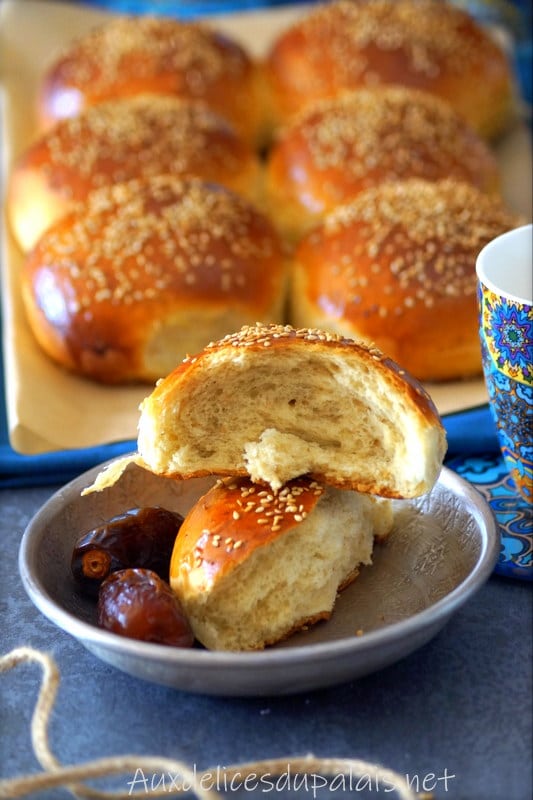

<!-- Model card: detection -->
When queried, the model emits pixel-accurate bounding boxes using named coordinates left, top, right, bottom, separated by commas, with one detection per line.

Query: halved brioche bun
left=169, top=475, right=393, bottom=650
left=136, top=323, right=447, bottom=497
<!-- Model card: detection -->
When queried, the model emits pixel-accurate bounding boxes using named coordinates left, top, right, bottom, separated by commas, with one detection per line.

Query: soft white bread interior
left=137, top=323, right=447, bottom=497
left=170, top=475, right=393, bottom=651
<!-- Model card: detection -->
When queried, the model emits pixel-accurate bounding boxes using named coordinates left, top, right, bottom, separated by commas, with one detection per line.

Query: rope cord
left=0, top=647, right=421, bottom=800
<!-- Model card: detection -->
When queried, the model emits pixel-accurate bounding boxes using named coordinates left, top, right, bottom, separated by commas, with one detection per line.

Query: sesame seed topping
left=207, top=476, right=327, bottom=544
left=34, top=94, right=251, bottom=201
left=276, top=0, right=499, bottom=87
left=275, top=86, right=497, bottom=196
left=315, top=178, right=522, bottom=308
left=48, top=16, right=251, bottom=99
left=31, top=175, right=282, bottom=315
left=203, top=322, right=382, bottom=358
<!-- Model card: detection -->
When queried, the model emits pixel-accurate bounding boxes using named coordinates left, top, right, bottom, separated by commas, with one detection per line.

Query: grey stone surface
left=0, top=484, right=532, bottom=800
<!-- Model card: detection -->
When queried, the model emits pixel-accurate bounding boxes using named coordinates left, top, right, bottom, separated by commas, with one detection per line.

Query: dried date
left=71, top=507, right=183, bottom=596
left=97, top=568, right=194, bottom=647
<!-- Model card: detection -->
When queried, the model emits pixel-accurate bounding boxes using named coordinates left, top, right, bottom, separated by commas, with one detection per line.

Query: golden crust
left=290, top=179, right=524, bottom=382
left=265, top=87, right=501, bottom=241
left=264, top=0, right=514, bottom=139
left=38, top=15, right=265, bottom=145
left=170, top=476, right=325, bottom=591
left=21, top=178, right=288, bottom=384
left=7, top=95, right=262, bottom=253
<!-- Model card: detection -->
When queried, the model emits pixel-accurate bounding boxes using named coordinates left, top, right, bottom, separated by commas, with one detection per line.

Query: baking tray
left=1, top=0, right=531, bottom=454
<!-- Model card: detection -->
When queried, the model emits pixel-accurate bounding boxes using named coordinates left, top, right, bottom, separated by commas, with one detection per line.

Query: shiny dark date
left=71, top=507, right=183, bottom=596
left=97, top=568, right=194, bottom=647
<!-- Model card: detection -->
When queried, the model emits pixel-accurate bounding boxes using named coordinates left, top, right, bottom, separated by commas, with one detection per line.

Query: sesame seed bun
left=290, top=179, right=524, bottom=382
left=136, top=322, right=447, bottom=498
left=38, top=15, right=265, bottom=146
left=7, top=95, right=263, bottom=254
left=169, top=475, right=393, bottom=651
left=264, top=0, right=515, bottom=140
left=265, top=87, right=502, bottom=242
left=21, top=177, right=288, bottom=384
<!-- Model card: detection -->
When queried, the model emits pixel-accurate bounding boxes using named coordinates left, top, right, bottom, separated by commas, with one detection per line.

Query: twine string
left=0, top=647, right=420, bottom=800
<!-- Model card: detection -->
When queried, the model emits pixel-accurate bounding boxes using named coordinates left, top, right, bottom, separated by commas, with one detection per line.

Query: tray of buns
left=1, top=0, right=532, bottom=456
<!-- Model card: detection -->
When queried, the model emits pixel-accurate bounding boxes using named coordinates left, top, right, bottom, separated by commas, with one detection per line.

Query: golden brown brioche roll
left=38, top=15, right=265, bottom=146
left=265, top=87, right=501, bottom=242
left=133, top=323, right=447, bottom=498
left=290, top=179, right=524, bottom=383
left=8, top=95, right=263, bottom=254
left=21, top=177, right=288, bottom=385
left=170, top=475, right=393, bottom=650
left=264, top=0, right=515, bottom=140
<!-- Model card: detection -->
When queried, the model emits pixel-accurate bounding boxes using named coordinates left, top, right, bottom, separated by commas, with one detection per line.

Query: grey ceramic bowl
left=19, top=461, right=499, bottom=696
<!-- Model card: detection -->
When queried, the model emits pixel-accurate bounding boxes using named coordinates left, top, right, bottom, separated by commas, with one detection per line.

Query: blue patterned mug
left=476, top=224, right=533, bottom=503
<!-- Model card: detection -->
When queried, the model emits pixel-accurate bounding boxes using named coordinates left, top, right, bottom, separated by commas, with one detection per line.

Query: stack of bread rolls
left=6, top=0, right=524, bottom=387
left=87, top=322, right=447, bottom=650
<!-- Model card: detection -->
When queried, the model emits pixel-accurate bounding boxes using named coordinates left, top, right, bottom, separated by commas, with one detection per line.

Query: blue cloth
left=81, top=0, right=311, bottom=17
left=442, top=404, right=500, bottom=458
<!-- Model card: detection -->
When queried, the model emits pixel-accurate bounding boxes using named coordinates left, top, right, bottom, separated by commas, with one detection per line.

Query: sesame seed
left=48, top=16, right=252, bottom=103
left=30, top=175, right=283, bottom=322
left=277, top=0, right=496, bottom=90
left=315, top=178, right=522, bottom=315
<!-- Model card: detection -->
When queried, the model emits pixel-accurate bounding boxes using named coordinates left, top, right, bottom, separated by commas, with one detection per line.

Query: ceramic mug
left=476, top=223, right=533, bottom=502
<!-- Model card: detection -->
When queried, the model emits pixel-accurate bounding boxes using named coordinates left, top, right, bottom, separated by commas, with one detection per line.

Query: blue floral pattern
left=447, top=453, right=532, bottom=581
left=480, top=285, right=533, bottom=386
left=478, top=283, right=533, bottom=501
